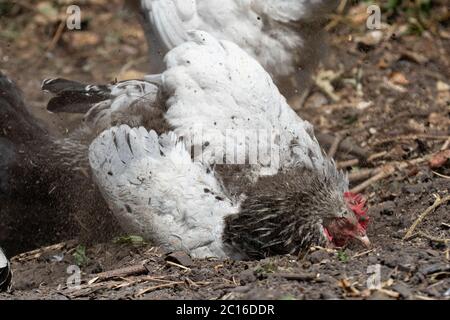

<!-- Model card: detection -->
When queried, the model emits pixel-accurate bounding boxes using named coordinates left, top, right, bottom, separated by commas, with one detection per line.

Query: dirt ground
left=0, top=1, right=449, bottom=300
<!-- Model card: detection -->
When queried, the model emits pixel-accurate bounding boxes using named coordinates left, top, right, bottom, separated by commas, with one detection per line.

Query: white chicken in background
left=43, top=31, right=370, bottom=259
left=137, top=0, right=338, bottom=98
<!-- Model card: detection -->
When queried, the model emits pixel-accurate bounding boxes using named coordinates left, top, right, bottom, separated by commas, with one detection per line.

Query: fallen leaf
left=389, top=72, right=409, bottom=85
left=429, top=150, right=450, bottom=169
left=436, top=81, right=450, bottom=92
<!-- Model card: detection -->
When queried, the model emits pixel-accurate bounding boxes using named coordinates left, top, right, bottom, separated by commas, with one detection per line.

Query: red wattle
left=344, top=192, right=369, bottom=230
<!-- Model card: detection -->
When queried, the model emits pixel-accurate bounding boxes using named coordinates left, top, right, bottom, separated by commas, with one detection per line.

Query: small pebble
left=165, top=251, right=193, bottom=267
left=238, top=269, right=256, bottom=284
left=309, top=250, right=330, bottom=264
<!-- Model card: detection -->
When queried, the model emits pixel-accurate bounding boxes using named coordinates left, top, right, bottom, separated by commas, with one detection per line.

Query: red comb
left=344, top=192, right=369, bottom=230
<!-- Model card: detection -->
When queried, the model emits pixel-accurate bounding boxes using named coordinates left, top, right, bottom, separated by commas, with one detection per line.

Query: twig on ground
left=377, top=288, right=400, bottom=298
left=328, top=133, right=344, bottom=159
left=111, top=275, right=174, bottom=289
left=166, top=260, right=191, bottom=271
left=309, top=246, right=336, bottom=253
left=90, top=263, right=149, bottom=283
left=348, top=168, right=382, bottom=182
left=139, top=276, right=175, bottom=283
left=317, top=133, right=368, bottom=160
left=350, top=155, right=432, bottom=193
left=351, top=249, right=374, bottom=259
left=404, top=231, right=450, bottom=244
left=403, top=194, right=450, bottom=240
left=373, top=134, right=450, bottom=147
left=350, top=165, right=396, bottom=193
left=46, top=20, right=66, bottom=54
left=337, top=151, right=387, bottom=169
left=440, top=137, right=450, bottom=151
left=12, top=242, right=68, bottom=262
left=136, top=281, right=184, bottom=296
left=432, top=171, right=450, bottom=179
left=34, top=19, right=66, bottom=66
left=337, top=0, right=348, bottom=14
left=415, top=295, right=436, bottom=300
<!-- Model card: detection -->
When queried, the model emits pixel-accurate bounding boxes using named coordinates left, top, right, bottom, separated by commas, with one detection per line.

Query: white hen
left=139, top=0, right=338, bottom=96
left=44, top=31, right=370, bottom=259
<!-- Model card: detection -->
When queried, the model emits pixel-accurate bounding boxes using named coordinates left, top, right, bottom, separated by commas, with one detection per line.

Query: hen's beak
left=355, top=234, right=371, bottom=248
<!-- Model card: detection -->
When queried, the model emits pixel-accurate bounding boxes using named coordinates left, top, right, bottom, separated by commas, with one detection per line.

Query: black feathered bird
left=0, top=72, right=116, bottom=256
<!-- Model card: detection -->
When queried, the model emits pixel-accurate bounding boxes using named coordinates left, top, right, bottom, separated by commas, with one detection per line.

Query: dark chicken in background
left=0, top=72, right=115, bottom=256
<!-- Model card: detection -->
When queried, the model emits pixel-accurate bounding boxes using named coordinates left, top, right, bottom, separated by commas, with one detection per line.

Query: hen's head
left=323, top=192, right=370, bottom=248
left=223, top=163, right=371, bottom=259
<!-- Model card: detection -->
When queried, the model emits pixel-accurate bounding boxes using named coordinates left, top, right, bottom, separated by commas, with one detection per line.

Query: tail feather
left=42, top=78, right=91, bottom=93
left=42, top=78, right=112, bottom=113
left=41, top=77, right=164, bottom=170
left=88, top=125, right=233, bottom=258
left=46, top=93, right=105, bottom=114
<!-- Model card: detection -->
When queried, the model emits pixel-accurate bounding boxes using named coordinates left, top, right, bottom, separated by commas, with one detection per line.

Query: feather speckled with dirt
left=44, top=31, right=371, bottom=259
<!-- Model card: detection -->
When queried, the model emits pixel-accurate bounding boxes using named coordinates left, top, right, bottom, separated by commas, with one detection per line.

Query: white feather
left=89, top=125, right=239, bottom=258
left=160, top=31, right=325, bottom=172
